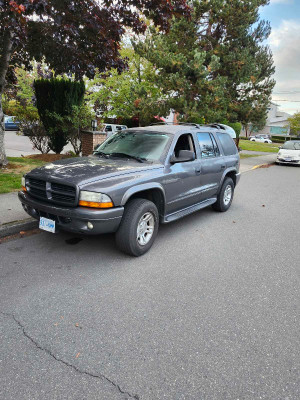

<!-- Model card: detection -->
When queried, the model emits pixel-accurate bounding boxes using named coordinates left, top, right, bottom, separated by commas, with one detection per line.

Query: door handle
left=195, top=167, right=201, bottom=174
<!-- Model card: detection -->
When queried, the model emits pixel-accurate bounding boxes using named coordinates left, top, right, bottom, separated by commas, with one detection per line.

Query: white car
left=250, top=136, right=272, bottom=143
left=276, top=140, right=300, bottom=165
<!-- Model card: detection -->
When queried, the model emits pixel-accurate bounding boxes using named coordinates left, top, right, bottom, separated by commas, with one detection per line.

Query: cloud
left=269, top=19, right=300, bottom=114
left=270, top=0, right=294, bottom=4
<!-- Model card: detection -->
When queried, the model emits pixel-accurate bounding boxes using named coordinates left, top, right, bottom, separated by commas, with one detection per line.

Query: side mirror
left=279, top=146, right=282, bottom=149
left=170, top=150, right=195, bottom=163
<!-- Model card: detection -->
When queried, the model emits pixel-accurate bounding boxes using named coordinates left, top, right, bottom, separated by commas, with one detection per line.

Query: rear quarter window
left=216, top=133, right=237, bottom=156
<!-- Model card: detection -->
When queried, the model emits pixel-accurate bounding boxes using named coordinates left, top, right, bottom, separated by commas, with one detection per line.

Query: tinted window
left=105, top=125, right=112, bottom=132
left=197, top=132, right=215, bottom=158
left=216, top=133, right=237, bottom=156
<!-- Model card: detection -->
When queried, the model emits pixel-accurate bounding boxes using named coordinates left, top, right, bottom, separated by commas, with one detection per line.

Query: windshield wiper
left=95, top=151, right=110, bottom=159
left=108, top=152, right=147, bottom=163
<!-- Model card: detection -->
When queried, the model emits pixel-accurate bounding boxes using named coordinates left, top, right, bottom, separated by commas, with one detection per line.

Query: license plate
left=285, top=158, right=292, bottom=161
left=39, top=217, right=55, bottom=233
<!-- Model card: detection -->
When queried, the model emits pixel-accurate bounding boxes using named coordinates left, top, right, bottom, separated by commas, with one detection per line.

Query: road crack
left=1, top=312, right=139, bottom=400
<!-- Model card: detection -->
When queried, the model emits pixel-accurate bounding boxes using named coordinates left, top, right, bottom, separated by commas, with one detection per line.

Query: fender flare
left=218, top=168, right=237, bottom=193
left=121, top=183, right=166, bottom=206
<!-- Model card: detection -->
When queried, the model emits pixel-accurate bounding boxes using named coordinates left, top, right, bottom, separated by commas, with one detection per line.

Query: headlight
left=21, top=176, right=26, bottom=191
left=79, top=191, right=113, bottom=208
left=277, top=152, right=282, bottom=157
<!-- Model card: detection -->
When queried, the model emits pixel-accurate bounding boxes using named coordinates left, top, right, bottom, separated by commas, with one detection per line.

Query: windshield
left=282, top=141, right=300, bottom=150
left=95, top=131, right=171, bottom=162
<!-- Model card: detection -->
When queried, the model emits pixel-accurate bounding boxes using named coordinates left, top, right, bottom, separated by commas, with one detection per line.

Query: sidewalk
left=239, top=151, right=277, bottom=173
left=0, top=152, right=276, bottom=237
left=0, top=192, right=37, bottom=237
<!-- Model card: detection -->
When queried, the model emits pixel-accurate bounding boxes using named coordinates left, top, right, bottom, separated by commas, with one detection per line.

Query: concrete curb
left=0, top=218, right=38, bottom=238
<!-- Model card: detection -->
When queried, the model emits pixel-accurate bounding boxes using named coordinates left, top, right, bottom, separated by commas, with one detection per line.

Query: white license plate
left=285, top=158, right=292, bottom=161
left=39, top=217, right=56, bottom=233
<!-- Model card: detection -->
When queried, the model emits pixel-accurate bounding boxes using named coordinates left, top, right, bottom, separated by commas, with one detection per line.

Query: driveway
left=0, top=165, right=299, bottom=400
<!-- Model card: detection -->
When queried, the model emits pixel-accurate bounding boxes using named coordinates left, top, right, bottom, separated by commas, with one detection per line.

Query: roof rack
left=205, top=123, right=226, bottom=130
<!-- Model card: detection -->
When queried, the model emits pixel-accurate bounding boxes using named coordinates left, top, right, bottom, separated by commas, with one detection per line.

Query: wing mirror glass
left=170, top=150, right=195, bottom=163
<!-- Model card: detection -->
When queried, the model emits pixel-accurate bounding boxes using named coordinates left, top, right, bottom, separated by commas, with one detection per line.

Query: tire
left=212, top=177, right=234, bottom=212
left=115, top=198, right=159, bottom=256
left=264, top=141, right=268, bottom=143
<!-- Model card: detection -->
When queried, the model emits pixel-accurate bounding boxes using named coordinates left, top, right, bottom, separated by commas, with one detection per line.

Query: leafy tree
left=135, top=0, right=275, bottom=126
left=0, top=0, right=190, bottom=166
left=89, top=46, right=168, bottom=126
left=34, top=78, right=85, bottom=153
left=287, top=112, right=300, bottom=137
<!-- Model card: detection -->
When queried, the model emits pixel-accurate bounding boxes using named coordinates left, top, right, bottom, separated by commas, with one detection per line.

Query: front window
left=282, top=141, right=300, bottom=150
left=95, top=131, right=171, bottom=162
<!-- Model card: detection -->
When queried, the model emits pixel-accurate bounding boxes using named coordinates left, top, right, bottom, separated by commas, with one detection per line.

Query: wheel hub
left=137, top=212, right=155, bottom=246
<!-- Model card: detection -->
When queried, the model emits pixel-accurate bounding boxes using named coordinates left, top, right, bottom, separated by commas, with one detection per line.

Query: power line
left=272, top=99, right=300, bottom=102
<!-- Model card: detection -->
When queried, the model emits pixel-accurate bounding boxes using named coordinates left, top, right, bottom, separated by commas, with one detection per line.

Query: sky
left=260, top=0, right=300, bottom=115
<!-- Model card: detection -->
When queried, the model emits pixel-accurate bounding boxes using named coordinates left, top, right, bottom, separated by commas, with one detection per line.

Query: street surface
left=0, top=165, right=300, bottom=399
left=4, top=130, right=73, bottom=157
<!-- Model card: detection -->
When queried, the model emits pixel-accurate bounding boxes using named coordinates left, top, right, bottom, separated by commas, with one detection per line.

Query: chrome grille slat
left=27, top=178, right=77, bottom=206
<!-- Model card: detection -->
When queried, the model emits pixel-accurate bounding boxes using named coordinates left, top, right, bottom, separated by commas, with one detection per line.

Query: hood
left=26, top=156, right=162, bottom=186
left=278, top=149, right=300, bottom=159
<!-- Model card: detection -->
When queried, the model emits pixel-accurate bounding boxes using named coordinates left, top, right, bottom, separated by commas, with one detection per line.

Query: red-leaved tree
left=0, top=0, right=189, bottom=166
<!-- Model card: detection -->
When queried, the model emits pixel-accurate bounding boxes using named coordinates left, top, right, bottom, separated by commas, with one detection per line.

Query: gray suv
left=19, top=124, right=240, bottom=256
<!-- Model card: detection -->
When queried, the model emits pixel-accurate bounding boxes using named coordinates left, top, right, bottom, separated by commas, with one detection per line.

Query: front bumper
left=276, top=157, right=300, bottom=165
left=236, top=172, right=241, bottom=186
left=18, top=191, right=124, bottom=235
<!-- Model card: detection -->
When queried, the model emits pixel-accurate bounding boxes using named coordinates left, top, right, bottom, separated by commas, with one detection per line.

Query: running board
left=163, top=198, right=217, bottom=223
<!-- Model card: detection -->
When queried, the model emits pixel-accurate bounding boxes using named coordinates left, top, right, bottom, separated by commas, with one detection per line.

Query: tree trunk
left=0, top=30, right=14, bottom=167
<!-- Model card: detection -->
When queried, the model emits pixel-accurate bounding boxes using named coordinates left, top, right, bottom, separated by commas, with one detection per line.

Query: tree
left=89, top=46, right=168, bottom=126
left=287, top=112, right=300, bottom=137
left=34, top=78, right=85, bottom=153
left=135, top=0, right=275, bottom=125
left=0, top=0, right=190, bottom=166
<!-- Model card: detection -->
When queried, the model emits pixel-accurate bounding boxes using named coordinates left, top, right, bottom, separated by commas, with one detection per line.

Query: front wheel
left=212, top=177, right=234, bottom=212
left=115, top=198, right=159, bottom=256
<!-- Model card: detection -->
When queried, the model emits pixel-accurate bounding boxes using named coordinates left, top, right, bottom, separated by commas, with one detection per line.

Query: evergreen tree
left=135, top=0, right=275, bottom=125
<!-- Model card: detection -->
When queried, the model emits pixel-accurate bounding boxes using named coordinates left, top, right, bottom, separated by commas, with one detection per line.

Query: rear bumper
left=236, top=172, right=241, bottom=186
left=18, top=191, right=124, bottom=235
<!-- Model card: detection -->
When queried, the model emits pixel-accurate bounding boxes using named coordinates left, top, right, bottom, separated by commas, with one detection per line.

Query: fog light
left=87, top=222, right=94, bottom=230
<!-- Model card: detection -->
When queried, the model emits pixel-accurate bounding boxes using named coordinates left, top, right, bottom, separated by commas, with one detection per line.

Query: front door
left=163, top=133, right=202, bottom=214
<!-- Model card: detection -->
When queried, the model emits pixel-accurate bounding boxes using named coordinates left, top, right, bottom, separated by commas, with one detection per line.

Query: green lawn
left=239, top=139, right=281, bottom=153
left=0, top=157, right=46, bottom=194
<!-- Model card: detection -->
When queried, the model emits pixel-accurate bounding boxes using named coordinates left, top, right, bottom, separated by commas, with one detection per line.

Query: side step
left=163, top=198, right=217, bottom=223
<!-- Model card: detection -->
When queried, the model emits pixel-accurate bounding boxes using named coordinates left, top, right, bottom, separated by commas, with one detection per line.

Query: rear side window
left=216, top=133, right=237, bottom=156
left=197, top=132, right=217, bottom=158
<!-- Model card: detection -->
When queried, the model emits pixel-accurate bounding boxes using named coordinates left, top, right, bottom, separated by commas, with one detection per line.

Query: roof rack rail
left=149, top=122, right=169, bottom=126
left=205, top=123, right=226, bottom=130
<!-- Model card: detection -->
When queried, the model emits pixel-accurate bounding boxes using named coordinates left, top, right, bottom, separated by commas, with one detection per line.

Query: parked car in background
left=276, top=140, right=300, bottom=165
left=19, top=124, right=240, bottom=256
left=250, top=135, right=272, bottom=143
left=101, top=124, right=127, bottom=138
left=4, top=116, right=20, bottom=131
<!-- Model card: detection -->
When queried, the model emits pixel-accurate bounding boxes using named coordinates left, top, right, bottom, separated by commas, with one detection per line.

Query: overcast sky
left=260, top=0, right=300, bottom=115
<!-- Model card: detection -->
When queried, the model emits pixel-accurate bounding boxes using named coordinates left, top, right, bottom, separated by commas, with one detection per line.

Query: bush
left=24, top=121, right=50, bottom=154
left=34, top=78, right=85, bottom=153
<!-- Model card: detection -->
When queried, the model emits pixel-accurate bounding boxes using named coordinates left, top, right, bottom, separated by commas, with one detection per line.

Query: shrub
left=34, top=79, right=85, bottom=153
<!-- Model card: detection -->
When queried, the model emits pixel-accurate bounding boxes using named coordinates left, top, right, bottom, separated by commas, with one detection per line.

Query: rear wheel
left=115, top=198, right=159, bottom=256
left=212, top=177, right=234, bottom=212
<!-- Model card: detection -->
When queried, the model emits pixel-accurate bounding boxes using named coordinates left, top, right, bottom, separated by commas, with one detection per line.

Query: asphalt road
left=4, top=130, right=73, bottom=157
left=1, top=165, right=300, bottom=400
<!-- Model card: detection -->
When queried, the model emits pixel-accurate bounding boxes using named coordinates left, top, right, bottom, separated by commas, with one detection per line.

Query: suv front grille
left=26, top=178, right=77, bottom=206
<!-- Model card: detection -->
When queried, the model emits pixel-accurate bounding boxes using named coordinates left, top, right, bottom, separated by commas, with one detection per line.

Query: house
left=243, top=102, right=291, bottom=137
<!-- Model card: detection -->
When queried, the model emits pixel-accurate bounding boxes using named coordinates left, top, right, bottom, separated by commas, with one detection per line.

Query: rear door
left=196, top=132, right=225, bottom=201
